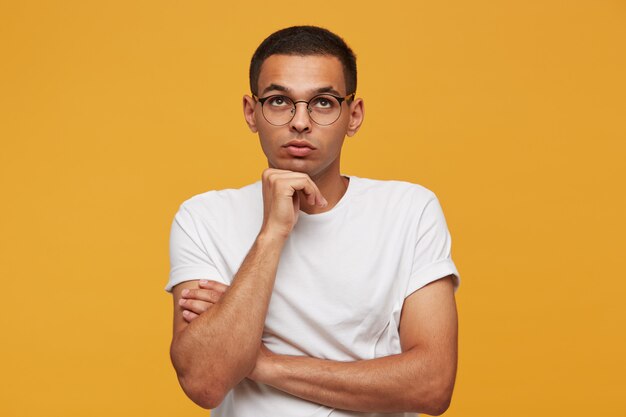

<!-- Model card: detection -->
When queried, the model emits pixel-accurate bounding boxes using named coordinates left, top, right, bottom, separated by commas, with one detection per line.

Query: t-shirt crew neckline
left=298, top=174, right=356, bottom=221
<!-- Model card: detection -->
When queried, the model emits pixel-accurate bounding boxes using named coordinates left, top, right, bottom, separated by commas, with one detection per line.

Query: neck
left=299, top=170, right=349, bottom=214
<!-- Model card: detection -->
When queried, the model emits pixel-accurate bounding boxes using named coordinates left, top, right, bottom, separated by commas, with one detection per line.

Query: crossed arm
left=170, top=170, right=458, bottom=413
left=176, top=274, right=458, bottom=415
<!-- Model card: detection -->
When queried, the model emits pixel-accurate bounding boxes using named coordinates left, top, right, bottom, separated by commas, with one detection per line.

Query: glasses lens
left=308, top=95, right=342, bottom=125
left=261, top=95, right=295, bottom=125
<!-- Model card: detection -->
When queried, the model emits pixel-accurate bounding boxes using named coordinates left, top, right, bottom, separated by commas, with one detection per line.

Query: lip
left=282, top=140, right=316, bottom=157
left=283, top=140, right=317, bottom=149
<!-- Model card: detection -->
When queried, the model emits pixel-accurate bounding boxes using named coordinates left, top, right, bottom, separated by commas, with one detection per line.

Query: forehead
left=257, top=54, right=347, bottom=95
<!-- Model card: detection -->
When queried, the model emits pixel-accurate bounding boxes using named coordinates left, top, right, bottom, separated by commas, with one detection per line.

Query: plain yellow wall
left=1, top=1, right=624, bottom=416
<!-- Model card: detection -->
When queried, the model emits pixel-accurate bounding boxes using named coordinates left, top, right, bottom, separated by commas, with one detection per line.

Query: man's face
left=243, top=54, right=363, bottom=181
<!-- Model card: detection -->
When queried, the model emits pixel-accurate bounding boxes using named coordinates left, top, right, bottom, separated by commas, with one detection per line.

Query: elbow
left=410, top=377, right=454, bottom=416
left=177, top=374, right=227, bottom=409
left=169, top=337, right=229, bottom=409
left=425, top=393, right=452, bottom=416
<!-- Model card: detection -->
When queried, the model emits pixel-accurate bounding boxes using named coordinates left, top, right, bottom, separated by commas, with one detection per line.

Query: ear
left=243, top=95, right=258, bottom=133
left=346, top=98, right=364, bottom=137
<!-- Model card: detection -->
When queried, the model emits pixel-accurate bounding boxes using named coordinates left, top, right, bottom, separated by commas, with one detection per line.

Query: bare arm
left=248, top=275, right=458, bottom=415
left=169, top=169, right=327, bottom=409
left=170, top=233, right=285, bottom=408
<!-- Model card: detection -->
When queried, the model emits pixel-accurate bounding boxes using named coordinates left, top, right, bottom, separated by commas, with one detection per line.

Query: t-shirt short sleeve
left=165, top=203, right=226, bottom=293
left=406, top=195, right=461, bottom=297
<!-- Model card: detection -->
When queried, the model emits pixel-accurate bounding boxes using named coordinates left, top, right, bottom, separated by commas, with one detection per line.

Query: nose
left=289, top=102, right=312, bottom=133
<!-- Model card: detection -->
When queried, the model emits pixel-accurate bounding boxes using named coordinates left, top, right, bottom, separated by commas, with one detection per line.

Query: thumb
left=293, top=192, right=301, bottom=222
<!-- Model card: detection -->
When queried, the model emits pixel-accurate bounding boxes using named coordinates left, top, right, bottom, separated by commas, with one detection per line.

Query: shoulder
left=177, top=181, right=262, bottom=221
left=350, top=176, right=437, bottom=208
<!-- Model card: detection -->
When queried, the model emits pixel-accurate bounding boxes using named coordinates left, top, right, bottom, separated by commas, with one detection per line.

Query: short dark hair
left=249, top=26, right=357, bottom=97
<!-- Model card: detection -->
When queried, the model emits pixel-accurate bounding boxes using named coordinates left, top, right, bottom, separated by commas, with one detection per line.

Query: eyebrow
left=260, top=84, right=343, bottom=97
left=315, top=86, right=343, bottom=96
left=261, top=84, right=289, bottom=95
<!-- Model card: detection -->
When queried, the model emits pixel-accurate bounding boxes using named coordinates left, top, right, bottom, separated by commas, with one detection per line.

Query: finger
left=182, top=309, right=199, bottom=322
left=293, top=190, right=301, bottom=213
left=178, top=298, right=214, bottom=315
left=182, top=288, right=222, bottom=303
left=298, top=176, right=327, bottom=207
left=277, top=176, right=326, bottom=206
left=296, top=189, right=315, bottom=206
left=302, top=184, right=327, bottom=207
left=262, top=168, right=292, bottom=181
left=266, top=171, right=327, bottom=207
left=290, top=177, right=317, bottom=206
left=198, top=279, right=229, bottom=293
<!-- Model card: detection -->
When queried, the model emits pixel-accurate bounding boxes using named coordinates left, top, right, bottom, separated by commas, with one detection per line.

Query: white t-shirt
left=166, top=175, right=460, bottom=417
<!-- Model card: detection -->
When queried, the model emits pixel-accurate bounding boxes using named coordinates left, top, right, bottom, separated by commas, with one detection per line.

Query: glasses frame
left=252, top=92, right=356, bottom=126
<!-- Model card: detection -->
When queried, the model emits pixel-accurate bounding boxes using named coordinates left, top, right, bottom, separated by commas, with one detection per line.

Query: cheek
left=256, top=128, right=282, bottom=160
left=255, top=121, right=275, bottom=144
left=258, top=135, right=274, bottom=157
left=322, top=134, right=346, bottom=156
left=324, top=125, right=349, bottom=153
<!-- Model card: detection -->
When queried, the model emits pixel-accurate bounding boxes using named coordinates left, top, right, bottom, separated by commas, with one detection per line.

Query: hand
left=248, top=343, right=276, bottom=382
left=179, top=279, right=229, bottom=322
left=260, top=169, right=327, bottom=238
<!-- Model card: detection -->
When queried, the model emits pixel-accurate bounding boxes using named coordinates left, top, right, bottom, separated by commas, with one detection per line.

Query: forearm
left=170, top=232, right=285, bottom=407
left=257, top=347, right=454, bottom=415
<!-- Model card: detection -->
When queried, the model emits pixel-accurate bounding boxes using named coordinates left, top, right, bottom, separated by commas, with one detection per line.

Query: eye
left=267, top=95, right=290, bottom=107
left=311, top=96, right=336, bottom=109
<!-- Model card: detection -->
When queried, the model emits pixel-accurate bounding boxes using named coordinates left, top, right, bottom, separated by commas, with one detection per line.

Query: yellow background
left=1, top=1, right=624, bottom=416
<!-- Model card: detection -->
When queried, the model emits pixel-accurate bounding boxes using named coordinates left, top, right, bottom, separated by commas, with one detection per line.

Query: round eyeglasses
left=252, top=93, right=355, bottom=126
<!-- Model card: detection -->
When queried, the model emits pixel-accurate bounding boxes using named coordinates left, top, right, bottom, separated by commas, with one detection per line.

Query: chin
left=271, top=157, right=316, bottom=173
left=268, top=154, right=337, bottom=180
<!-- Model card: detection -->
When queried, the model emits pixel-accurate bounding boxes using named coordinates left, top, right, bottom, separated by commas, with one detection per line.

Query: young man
left=166, top=26, right=461, bottom=416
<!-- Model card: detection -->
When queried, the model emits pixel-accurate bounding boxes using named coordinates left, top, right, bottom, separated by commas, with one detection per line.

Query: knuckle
left=189, top=302, right=204, bottom=313
left=205, top=280, right=220, bottom=290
